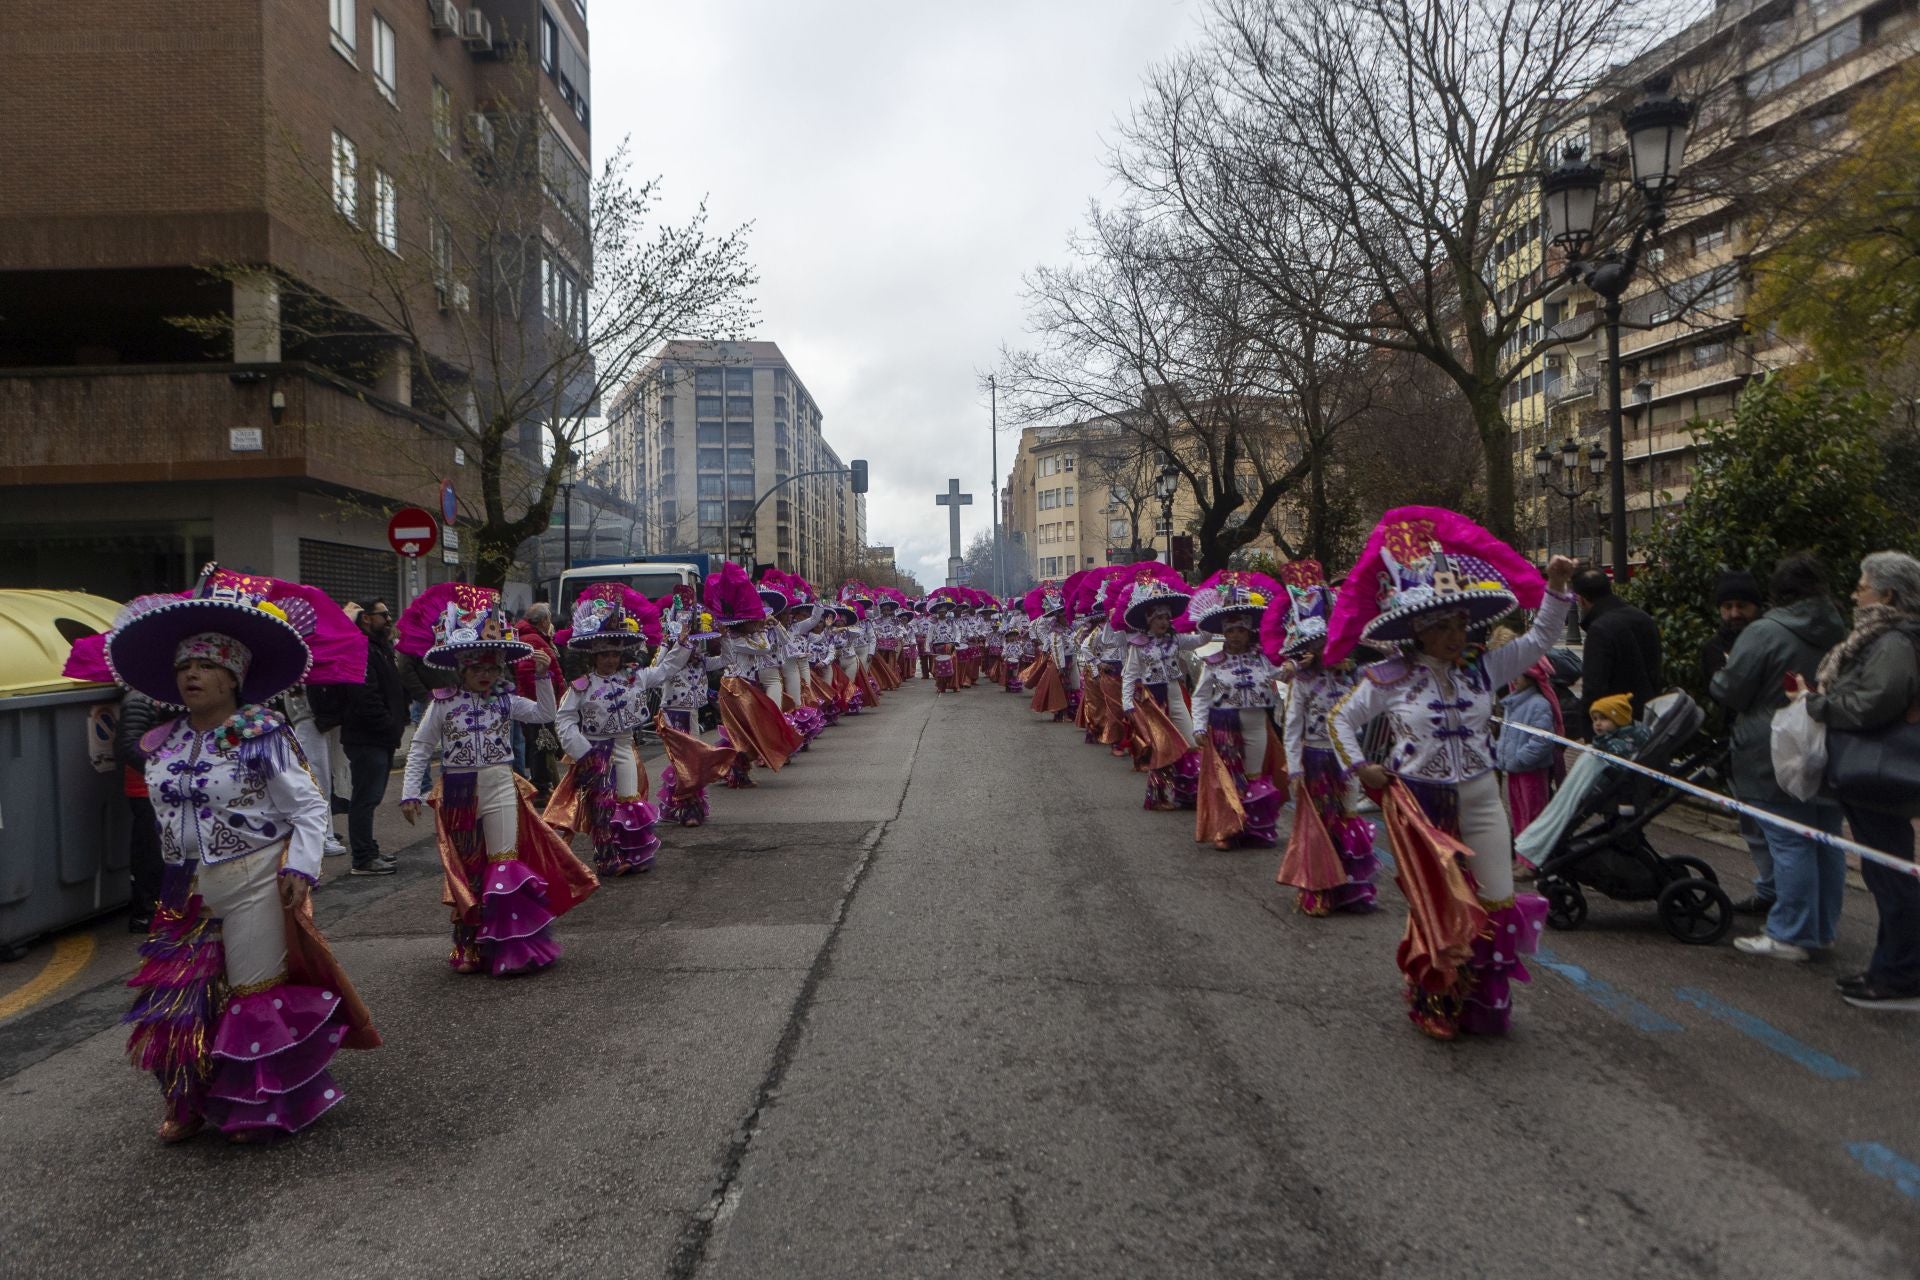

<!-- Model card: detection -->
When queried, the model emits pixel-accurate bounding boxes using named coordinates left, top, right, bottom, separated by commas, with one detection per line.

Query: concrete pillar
left=232, top=277, right=281, bottom=364
left=373, top=340, right=413, bottom=405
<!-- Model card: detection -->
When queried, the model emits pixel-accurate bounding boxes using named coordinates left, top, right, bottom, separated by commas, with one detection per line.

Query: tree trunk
left=1471, top=389, right=1516, bottom=542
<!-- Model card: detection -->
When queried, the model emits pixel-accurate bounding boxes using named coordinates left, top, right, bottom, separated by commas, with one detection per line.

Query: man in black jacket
left=322, top=599, right=409, bottom=875
left=1574, top=567, right=1664, bottom=727
left=112, top=689, right=165, bottom=931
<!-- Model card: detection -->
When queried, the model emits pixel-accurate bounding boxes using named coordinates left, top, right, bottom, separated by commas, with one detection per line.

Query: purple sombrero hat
left=105, top=566, right=314, bottom=707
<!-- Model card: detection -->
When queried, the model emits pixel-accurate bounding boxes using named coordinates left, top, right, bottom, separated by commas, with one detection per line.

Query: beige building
left=1006, top=417, right=1288, bottom=581
left=1525, top=0, right=1918, bottom=564
left=599, top=340, right=866, bottom=582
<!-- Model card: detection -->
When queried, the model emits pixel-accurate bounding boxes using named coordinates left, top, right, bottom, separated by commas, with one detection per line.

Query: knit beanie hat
left=1713, top=570, right=1763, bottom=607
left=1589, top=693, right=1634, bottom=727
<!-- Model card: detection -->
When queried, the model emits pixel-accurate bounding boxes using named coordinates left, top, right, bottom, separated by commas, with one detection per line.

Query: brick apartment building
left=0, top=0, right=592, bottom=606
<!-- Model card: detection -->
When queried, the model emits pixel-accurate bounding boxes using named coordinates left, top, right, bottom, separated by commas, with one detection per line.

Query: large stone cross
left=936, top=478, right=972, bottom=586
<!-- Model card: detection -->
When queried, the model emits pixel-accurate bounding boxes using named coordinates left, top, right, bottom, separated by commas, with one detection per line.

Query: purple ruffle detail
left=202, top=983, right=350, bottom=1135
left=599, top=798, right=660, bottom=875
left=1241, top=777, right=1282, bottom=848
left=787, top=705, right=826, bottom=744
left=1298, top=747, right=1381, bottom=915
left=657, top=764, right=710, bottom=825
left=477, top=857, right=561, bottom=977
left=1458, top=894, right=1549, bottom=1036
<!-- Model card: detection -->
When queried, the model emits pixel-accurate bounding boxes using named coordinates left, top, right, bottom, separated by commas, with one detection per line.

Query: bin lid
left=0, top=589, right=124, bottom=698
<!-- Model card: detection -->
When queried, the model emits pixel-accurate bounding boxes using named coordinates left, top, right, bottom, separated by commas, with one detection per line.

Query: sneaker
left=1733, top=933, right=1809, bottom=962
left=323, top=834, right=348, bottom=858
left=349, top=857, right=397, bottom=877
left=1730, top=894, right=1775, bottom=917
left=127, top=913, right=153, bottom=934
left=1842, top=981, right=1920, bottom=1011
left=1836, top=972, right=1872, bottom=995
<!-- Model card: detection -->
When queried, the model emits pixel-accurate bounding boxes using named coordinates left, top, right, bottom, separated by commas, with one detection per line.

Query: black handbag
left=1825, top=705, right=1920, bottom=807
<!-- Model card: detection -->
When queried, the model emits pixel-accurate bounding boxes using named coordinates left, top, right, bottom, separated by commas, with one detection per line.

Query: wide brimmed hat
left=105, top=569, right=314, bottom=707
left=1112, top=564, right=1193, bottom=632
left=1269, top=560, right=1337, bottom=658
left=397, top=582, right=530, bottom=669
left=829, top=603, right=860, bottom=624
left=1325, top=507, right=1544, bottom=659
left=704, top=562, right=768, bottom=625
left=567, top=597, right=646, bottom=652
left=1186, top=569, right=1279, bottom=635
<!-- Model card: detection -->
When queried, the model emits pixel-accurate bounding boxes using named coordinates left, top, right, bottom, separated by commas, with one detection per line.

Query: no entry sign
left=387, top=507, right=439, bottom=558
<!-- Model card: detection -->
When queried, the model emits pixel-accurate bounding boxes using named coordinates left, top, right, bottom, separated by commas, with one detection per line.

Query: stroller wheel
left=1543, top=879, right=1587, bottom=931
left=1664, top=854, right=1720, bottom=886
left=1657, top=877, right=1733, bottom=945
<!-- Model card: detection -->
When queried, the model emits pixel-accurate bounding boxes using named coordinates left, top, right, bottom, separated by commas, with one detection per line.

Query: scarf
left=1816, top=602, right=1918, bottom=690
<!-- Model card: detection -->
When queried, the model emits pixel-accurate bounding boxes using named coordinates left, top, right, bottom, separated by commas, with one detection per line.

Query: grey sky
left=592, top=0, right=1204, bottom=588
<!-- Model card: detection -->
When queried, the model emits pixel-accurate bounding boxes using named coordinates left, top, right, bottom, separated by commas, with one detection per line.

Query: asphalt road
left=2, top=679, right=1916, bottom=1278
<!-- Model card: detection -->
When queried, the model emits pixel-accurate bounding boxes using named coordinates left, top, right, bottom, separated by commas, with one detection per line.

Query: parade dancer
left=652, top=593, right=735, bottom=827
left=761, top=571, right=828, bottom=747
left=398, top=584, right=598, bottom=978
left=1114, top=564, right=1204, bottom=810
left=1269, top=561, right=1379, bottom=914
left=1327, top=508, right=1575, bottom=1040
left=708, top=562, right=803, bottom=786
left=914, top=599, right=935, bottom=680
left=927, top=592, right=962, bottom=693
left=107, top=568, right=379, bottom=1143
left=1185, top=572, right=1286, bottom=850
left=546, top=589, right=691, bottom=877
left=1018, top=582, right=1070, bottom=713
left=999, top=614, right=1031, bottom=694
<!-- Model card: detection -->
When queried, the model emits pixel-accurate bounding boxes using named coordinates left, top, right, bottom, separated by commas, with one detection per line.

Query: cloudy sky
left=591, top=0, right=1206, bottom=588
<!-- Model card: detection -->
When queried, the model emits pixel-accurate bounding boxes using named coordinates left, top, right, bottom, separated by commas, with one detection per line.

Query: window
left=696, top=396, right=723, bottom=418
left=1063, top=485, right=1074, bottom=506
left=727, top=423, right=753, bottom=445
left=543, top=253, right=586, bottom=341
left=1065, top=520, right=1076, bottom=539
left=374, top=170, right=397, bottom=253
left=431, top=216, right=452, bottom=286
left=371, top=14, right=396, bottom=101
left=725, top=369, right=753, bottom=393
left=695, top=369, right=721, bottom=392
left=1692, top=224, right=1728, bottom=255
left=1109, top=518, right=1131, bottom=541
left=431, top=80, right=454, bottom=158
left=696, top=424, right=722, bottom=445
left=1745, top=20, right=1861, bottom=97
left=698, top=448, right=724, bottom=470
left=698, top=501, right=724, bottom=526
left=330, top=0, right=356, bottom=59
left=1063, top=455, right=1075, bottom=472
left=727, top=475, right=755, bottom=499
left=727, top=452, right=755, bottom=475
left=697, top=476, right=724, bottom=499
left=540, top=8, right=559, bottom=73
left=331, top=131, right=358, bottom=223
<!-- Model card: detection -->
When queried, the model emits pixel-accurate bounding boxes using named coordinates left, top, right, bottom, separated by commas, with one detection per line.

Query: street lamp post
left=988, top=374, right=1004, bottom=598
left=1153, top=454, right=1179, bottom=564
left=1534, top=437, right=1606, bottom=640
left=1541, top=74, right=1693, bottom=582
left=735, top=525, right=754, bottom=570
left=558, top=452, right=578, bottom=571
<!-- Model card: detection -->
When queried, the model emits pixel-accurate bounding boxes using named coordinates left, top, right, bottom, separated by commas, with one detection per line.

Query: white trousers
left=1457, top=771, right=1516, bottom=903
left=1236, top=708, right=1268, bottom=769
left=609, top=737, right=642, bottom=801
left=1152, top=682, right=1196, bottom=739
left=195, top=850, right=285, bottom=988
left=447, top=765, right=521, bottom=858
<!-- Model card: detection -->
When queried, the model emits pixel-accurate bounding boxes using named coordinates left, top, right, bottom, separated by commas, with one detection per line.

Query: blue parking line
left=1673, top=987, right=1860, bottom=1081
left=1533, top=947, right=1685, bottom=1032
left=1846, top=1142, right=1920, bottom=1202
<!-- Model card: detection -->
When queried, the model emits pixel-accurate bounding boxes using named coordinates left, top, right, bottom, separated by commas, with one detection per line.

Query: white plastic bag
left=1771, top=697, right=1827, bottom=801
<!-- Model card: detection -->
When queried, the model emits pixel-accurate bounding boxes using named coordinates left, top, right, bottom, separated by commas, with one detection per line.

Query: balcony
left=0, top=362, right=465, bottom=505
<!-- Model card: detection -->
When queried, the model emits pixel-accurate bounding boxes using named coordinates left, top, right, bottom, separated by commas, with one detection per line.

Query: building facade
left=599, top=341, right=866, bottom=583
left=0, top=0, right=592, bottom=605
left=1517, top=0, right=1919, bottom=566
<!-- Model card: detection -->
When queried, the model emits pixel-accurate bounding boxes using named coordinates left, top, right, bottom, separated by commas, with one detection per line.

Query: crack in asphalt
left=665, top=700, right=931, bottom=1280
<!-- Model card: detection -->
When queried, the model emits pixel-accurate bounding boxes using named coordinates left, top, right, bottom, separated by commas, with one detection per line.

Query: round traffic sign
left=387, top=507, right=439, bottom=559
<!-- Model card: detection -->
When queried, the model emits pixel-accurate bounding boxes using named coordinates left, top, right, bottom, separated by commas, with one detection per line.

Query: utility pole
left=989, top=375, right=1004, bottom=597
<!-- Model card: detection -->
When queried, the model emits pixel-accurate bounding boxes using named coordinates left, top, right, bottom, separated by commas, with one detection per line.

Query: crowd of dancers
left=79, top=503, right=1576, bottom=1144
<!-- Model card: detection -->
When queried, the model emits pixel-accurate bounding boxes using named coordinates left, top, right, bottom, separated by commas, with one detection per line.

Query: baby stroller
left=1533, top=691, right=1734, bottom=945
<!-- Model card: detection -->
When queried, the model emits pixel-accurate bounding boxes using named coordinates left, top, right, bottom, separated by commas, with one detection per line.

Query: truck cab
left=552, top=555, right=715, bottom=623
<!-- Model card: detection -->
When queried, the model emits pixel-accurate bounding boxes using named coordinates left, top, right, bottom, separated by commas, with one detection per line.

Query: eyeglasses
left=365, top=610, right=392, bottom=619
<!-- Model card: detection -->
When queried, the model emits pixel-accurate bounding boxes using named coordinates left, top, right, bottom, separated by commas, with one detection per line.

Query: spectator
left=1696, top=569, right=1777, bottom=914
left=514, top=602, right=565, bottom=805
left=1573, top=566, right=1663, bottom=725
left=282, top=683, right=348, bottom=857
left=112, top=688, right=164, bottom=933
left=1798, top=550, right=1920, bottom=1010
left=1713, top=554, right=1847, bottom=962
left=334, top=598, right=409, bottom=876
left=1497, top=658, right=1561, bottom=836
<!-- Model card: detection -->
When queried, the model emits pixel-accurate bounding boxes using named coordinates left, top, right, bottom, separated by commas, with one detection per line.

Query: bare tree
left=182, top=54, right=756, bottom=588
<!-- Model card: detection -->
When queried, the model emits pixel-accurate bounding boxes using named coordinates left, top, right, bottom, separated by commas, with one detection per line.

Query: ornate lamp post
left=1541, top=74, right=1693, bottom=581
left=1153, top=455, right=1179, bottom=563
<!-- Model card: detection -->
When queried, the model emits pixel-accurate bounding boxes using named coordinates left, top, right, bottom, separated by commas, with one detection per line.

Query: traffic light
left=849, top=459, right=869, bottom=493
